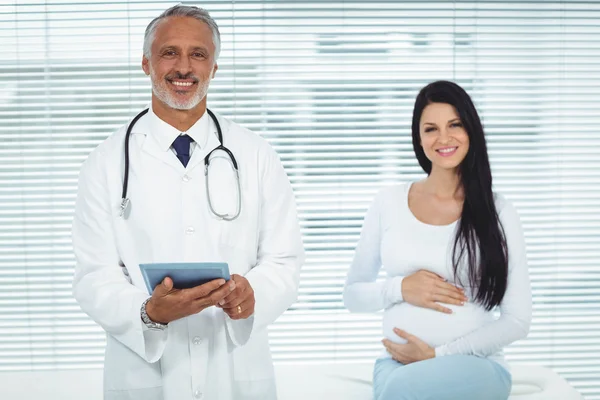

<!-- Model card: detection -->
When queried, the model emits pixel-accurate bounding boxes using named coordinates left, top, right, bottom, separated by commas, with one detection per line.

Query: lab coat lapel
left=142, top=137, right=184, bottom=171
left=133, top=113, right=186, bottom=171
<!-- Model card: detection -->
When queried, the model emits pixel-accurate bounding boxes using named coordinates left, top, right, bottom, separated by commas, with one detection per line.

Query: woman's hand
left=401, top=270, right=468, bottom=313
left=382, top=328, right=435, bottom=364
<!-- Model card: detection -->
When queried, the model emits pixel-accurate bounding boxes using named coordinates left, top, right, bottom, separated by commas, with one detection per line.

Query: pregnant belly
left=382, top=301, right=494, bottom=348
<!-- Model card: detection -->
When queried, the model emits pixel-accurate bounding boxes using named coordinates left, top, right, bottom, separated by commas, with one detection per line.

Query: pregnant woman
left=344, top=80, right=532, bottom=400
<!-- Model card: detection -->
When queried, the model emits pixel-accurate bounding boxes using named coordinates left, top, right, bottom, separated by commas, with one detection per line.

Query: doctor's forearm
left=73, top=269, right=168, bottom=362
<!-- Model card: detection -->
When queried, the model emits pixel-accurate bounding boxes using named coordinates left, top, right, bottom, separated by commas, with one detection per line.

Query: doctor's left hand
left=382, top=328, right=435, bottom=365
left=216, top=274, right=255, bottom=320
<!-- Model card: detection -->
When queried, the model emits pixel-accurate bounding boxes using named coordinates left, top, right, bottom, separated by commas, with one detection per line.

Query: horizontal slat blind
left=1, top=0, right=598, bottom=398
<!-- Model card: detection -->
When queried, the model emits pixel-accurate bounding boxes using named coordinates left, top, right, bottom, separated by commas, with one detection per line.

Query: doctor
left=72, top=5, right=304, bottom=400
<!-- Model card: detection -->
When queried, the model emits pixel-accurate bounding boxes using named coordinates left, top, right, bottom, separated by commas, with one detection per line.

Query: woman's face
left=419, top=102, right=470, bottom=172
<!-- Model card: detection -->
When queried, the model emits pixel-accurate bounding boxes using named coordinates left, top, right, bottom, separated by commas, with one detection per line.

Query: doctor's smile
left=167, top=74, right=199, bottom=91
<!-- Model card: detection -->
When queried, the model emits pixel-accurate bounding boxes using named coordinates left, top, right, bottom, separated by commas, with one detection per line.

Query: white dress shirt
left=151, top=107, right=209, bottom=157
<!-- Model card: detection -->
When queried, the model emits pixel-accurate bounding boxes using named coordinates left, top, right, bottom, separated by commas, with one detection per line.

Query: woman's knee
left=376, top=377, right=420, bottom=400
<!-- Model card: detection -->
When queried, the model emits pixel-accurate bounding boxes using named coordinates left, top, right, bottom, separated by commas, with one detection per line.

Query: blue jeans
left=373, top=356, right=512, bottom=400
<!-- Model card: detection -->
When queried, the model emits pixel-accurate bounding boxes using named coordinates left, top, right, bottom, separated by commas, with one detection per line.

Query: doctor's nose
left=175, top=56, right=193, bottom=75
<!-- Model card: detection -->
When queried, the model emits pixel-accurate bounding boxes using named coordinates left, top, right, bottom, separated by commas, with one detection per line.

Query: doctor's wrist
left=142, top=298, right=169, bottom=327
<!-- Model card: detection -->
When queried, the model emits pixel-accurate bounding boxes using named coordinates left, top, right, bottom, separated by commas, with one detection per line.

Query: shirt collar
left=148, top=105, right=210, bottom=152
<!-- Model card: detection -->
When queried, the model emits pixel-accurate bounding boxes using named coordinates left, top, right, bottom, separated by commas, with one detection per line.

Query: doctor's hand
left=402, top=270, right=468, bottom=314
left=382, top=328, right=435, bottom=365
left=216, top=274, right=255, bottom=320
left=145, top=277, right=236, bottom=324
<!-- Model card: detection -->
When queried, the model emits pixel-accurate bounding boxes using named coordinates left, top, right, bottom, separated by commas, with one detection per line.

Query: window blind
left=1, top=0, right=598, bottom=398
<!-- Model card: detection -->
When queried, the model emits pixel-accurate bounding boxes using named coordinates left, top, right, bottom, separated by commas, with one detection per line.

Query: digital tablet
left=139, top=262, right=230, bottom=293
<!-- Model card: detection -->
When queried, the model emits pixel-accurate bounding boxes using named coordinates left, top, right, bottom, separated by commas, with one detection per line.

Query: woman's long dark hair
left=411, top=80, right=508, bottom=310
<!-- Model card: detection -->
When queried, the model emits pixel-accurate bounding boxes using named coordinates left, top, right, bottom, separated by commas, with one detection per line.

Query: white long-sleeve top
left=343, top=182, right=532, bottom=369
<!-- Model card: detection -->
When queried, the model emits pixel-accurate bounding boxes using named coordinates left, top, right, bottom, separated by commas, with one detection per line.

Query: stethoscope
left=120, top=108, right=242, bottom=221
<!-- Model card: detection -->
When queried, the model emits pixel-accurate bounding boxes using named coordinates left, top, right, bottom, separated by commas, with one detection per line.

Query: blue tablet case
left=139, top=262, right=230, bottom=293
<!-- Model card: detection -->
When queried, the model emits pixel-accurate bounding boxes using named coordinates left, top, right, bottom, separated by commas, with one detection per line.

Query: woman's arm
left=343, top=191, right=405, bottom=312
left=435, top=199, right=532, bottom=358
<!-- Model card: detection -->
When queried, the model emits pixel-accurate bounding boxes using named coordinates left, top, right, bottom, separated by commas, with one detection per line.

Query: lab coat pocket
left=211, top=207, right=259, bottom=255
left=232, top=330, right=276, bottom=399
left=104, top=335, right=163, bottom=391
left=232, top=330, right=274, bottom=381
left=206, top=152, right=243, bottom=233
left=206, top=156, right=259, bottom=251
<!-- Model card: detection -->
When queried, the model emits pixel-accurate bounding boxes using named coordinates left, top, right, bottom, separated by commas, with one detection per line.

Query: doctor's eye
left=424, top=126, right=437, bottom=133
left=450, top=122, right=463, bottom=128
left=161, top=50, right=177, bottom=57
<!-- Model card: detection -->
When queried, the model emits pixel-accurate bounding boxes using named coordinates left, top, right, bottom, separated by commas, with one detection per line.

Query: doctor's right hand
left=401, top=270, right=468, bottom=314
left=145, top=277, right=236, bottom=324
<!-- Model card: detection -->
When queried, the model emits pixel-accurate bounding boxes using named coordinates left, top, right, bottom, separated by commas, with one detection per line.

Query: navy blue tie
left=172, top=135, right=193, bottom=167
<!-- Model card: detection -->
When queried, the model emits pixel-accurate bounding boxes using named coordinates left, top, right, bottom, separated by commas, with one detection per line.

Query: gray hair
left=143, top=5, right=221, bottom=61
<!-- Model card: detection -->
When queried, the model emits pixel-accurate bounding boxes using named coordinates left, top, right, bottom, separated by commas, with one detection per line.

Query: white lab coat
left=72, top=108, right=305, bottom=400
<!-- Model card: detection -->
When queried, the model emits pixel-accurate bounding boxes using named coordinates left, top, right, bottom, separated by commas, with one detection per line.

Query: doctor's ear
left=142, top=57, right=150, bottom=76
left=211, top=63, right=218, bottom=79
